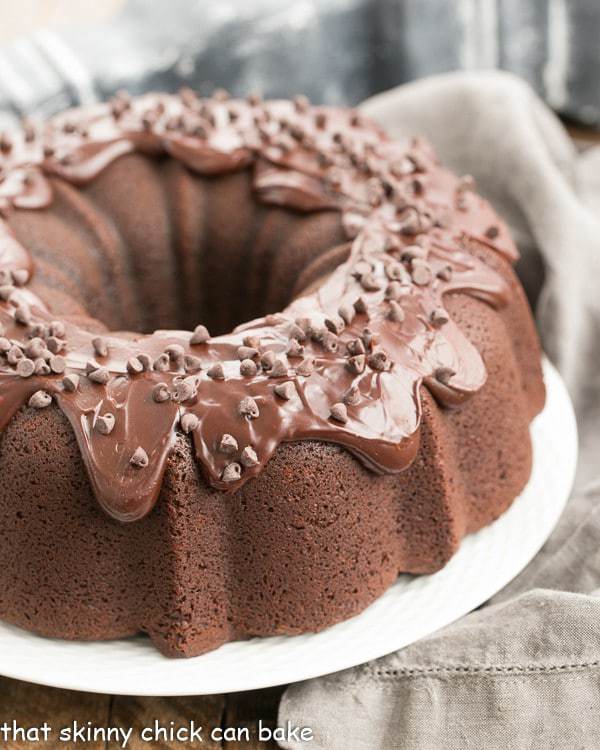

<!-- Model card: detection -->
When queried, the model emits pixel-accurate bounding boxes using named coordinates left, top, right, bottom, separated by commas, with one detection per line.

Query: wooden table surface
left=0, top=676, right=286, bottom=748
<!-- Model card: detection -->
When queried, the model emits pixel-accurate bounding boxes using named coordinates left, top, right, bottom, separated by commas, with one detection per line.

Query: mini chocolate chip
left=243, top=335, right=261, bottom=349
left=62, top=373, right=80, bottom=392
left=92, top=337, right=108, bottom=357
left=130, top=447, right=149, bottom=468
left=384, top=261, right=407, bottom=281
left=269, top=358, right=288, bottom=378
left=286, top=324, right=306, bottom=342
left=222, top=462, right=242, bottom=483
left=34, top=358, right=51, bottom=375
left=190, top=324, right=210, bottom=345
left=46, top=336, right=65, bottom=354
left=28, top=390, right=51, bottom=409
left=261, top=350, right=275, bottom=370
left=239, top=396, right=259, bottom=419
left=322, top=332, right=339, bottom=353
left=180, top=412, right=199, bottom=434
left=347, top=354, right=366, bottom=374
left=86, top=361, right=99, bottom=374
left=485, top=225, right=499, bottom=239
left=399, top=211, right=421, bottom=235
left=240, top=446, right=259, bottom=468
left=286, top=339, right=304, bottom=358
left=368, top=349, right=390, bottom=371
left=274, top=381, right=295, bottom=400
left=49, top=320, right=65, bottom=338
left=240, top=358, right=258, bottom=377
left=325, top=317, right=344, bottom=335
left=88, top=367, right=110, bottom=385
left=219, top=433, right=238, bottom=454
left=164, top=343, right=185, bottom=364
left=11, top=269, right=29, bottom=286
left=388, top=301, right=405, bottom=322
left=49, top=355, right=66, bottom=374
left=343, top=385, right=361, bottom=405
left=14, top=304, right=31, bottom=326
left=401, top=244, right=427, bottom=262
left=347, top=338, right=366, bottom=356
left=172, top=376, right=197, bottom=403
left=153, top=353, right=170, bottom=372
left=296, top=358, right=314, bottom=377
left=7, top=345, right=24, bottom=365
left=153, top=383, right=170, bottom=403
left=237, top=345, right=258, bottom=361
left=411, top=260, right=433, bottom=286
left=29, top=322, right=48, bottom=338
left=338, top=304, right=355, bottom=326
left=430, top=307, right=449, bottom=328
left=309, top=326, right=325, bottom=344
left=360, top=272, right=381, bottom=292
left=95, top=413, right=115, bottom=435
left=434, top=366, right=456, bottom=384
left=353, top=296, right=368, bottom=314
left=127, top=356, right=144, bottom=374
left=361, top=328, right=377, bottom=350
left=184, top=354, right=202, bottom=373
left=0, top=285, right=15, bottom=302
left=207, top=362, right=225, bottom=380
left=16, top=358, right=35, bottom=378
left=330, top=402, right=348, bottom=424
left=134, top=353, right=152, bottom=371
left=436, top=265, right=453, bottom=282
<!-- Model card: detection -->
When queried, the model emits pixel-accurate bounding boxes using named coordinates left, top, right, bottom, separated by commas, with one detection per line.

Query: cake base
left=0, top=358, right=576, bottom=695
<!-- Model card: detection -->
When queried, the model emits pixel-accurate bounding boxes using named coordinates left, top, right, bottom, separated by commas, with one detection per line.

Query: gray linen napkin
left=278, top=71, right=600, bottom=749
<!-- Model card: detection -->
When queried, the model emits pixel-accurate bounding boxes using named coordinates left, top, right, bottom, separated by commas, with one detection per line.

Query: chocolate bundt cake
left=0, top=90, right=544, bottom=657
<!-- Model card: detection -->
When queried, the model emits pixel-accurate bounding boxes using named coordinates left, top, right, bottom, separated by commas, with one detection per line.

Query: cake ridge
left=0, top=90, right=515, bottom=522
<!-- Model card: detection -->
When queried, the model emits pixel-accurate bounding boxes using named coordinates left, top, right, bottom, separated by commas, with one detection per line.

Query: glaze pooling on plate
left=0, top=90, right=515, bottom=521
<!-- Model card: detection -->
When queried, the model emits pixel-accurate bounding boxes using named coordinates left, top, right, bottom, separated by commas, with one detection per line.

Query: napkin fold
left=278, top=71, right=600, bottom=750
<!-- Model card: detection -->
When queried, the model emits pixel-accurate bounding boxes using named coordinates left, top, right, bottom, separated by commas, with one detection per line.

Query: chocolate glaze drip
left=0, top=91, right=516, bottom=522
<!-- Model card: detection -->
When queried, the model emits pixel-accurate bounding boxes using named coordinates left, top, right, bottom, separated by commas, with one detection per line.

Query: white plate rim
left=0, top=357, right=577, bottom=695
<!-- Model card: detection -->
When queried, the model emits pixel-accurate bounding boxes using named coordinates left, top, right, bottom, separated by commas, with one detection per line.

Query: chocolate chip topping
left=240, top=446, right=259, bottom=468
left=62, top=373, right=80, bottom=392
left=274, top=381, right=295, bottom=400
left=95, top=413, right=116, bottom=435
left=28, top=390, right=51, bottom=409
left=240, top=358, right=258, bottom=377
left=222, top=462, right=242, bottom=482
left=152, top=383, right=170, bottom=403
left=180, top=413, right=199, bottom=434
left=219, top=433, right=238, bottom=454
left=190, top=324, right=210, bottom=345
left=430, top=307, right=450, bottom=328
left=239, top=396, right=260, bottom=419
left=330, top=402, right=348, bottom=423
left=16, top=358, right=35, bottom=378
left=88, top=366, right=110, bottom=384
left=126, top=356, right=144, bottom=374
left=92, top=337, right=108, bottom=357
left=207, top=362, right=225, bottom=380
left=130, top=447, right=149, bottom=468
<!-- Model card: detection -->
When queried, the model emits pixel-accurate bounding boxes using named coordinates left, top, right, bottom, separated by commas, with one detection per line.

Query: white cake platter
left=0, top=357, right=577, bottom=695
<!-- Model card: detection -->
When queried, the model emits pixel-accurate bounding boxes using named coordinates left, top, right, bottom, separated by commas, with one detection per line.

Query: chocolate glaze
left=0, top=91, right=516, bottom=522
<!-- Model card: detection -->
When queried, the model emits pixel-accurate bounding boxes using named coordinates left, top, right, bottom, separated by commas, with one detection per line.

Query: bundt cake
left=0, top=89, right=545, bottom=657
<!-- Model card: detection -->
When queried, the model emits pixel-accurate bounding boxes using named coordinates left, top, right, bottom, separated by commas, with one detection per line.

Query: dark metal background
left=0, top=0, right=598, bottom=127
